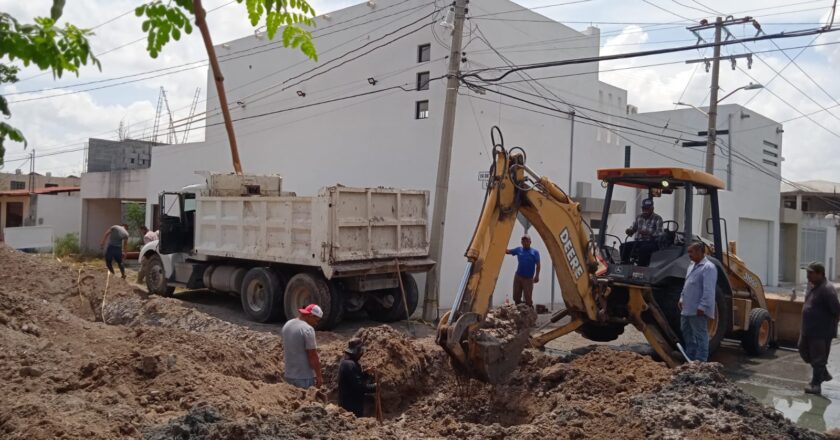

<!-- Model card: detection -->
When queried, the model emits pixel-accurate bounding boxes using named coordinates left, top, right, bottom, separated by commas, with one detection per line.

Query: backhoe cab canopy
left=597, top=167, right=725, bottom=191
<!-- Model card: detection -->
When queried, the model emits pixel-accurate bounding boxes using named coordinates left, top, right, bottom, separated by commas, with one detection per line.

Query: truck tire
left=741, top=308, right=772, bottom=355
left=284, top=273, right=343, bottom=330
left=240, top=268, right=285, bottom=323
left=577, top=322, right=626, bottom=342
left=146, top=255, right=175, bottom=297
left=707, top=286, right=732, bottom=355
left=365, top=273, right=419, bottom=322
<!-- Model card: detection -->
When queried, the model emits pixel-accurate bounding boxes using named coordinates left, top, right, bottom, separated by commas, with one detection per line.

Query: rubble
left=0, top=246, right=827, bottom=439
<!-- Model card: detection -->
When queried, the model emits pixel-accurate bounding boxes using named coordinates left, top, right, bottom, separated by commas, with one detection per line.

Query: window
left=763, top=140, right=778, bottom=149
left=415, top=100, right=429, bottom=119
left=10, top=181, right=24, bottom=190
left=44, top=183, right=58, bottom=188
left=800, top=227, right=826, bottom=265
left=762, top=159, right=777, bottom=167
left=417, top=44, right=430, bottom=63
left=763, top=150, right=778, bottom=158
left=416, top=71, right=430, bottom=91
left=802, top=200, right=810, bottom=211
left=783, top=200, right=796, bottom=209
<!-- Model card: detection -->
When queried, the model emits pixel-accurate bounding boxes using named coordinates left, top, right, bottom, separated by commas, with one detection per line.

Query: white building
left=144, top=0, right=783, bottom=313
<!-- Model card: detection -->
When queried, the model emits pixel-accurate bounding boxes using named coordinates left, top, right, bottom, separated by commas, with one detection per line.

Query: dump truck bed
left=193, top=186, right=431, bottom=278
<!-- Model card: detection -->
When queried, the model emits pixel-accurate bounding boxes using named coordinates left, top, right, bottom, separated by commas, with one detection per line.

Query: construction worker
left=337, top=338, right=376, bottom=417
left=140, top=225, right=159, bottom=244
left=623, top=198, right=663, bottom=266
left=506, top=234, right=541, bottom=308
left=799, top=262, right=840, bottom=395
left=281, top=304, right=324, bottom=389
left=100, top=223, right=129, bottom=279
left=678, top=241, right=717, bottom=362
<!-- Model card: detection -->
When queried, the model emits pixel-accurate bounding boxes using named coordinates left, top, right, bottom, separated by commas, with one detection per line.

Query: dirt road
left=0, top=246, right=828, bottom=439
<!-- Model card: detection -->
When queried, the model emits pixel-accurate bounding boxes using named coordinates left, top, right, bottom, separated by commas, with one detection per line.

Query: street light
left=717, top=82, right=763, bottom=103
left=673, top=82, right=763, bottom=113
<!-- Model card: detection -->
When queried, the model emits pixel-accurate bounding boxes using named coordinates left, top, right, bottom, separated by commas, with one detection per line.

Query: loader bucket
left=765, top=292, right=805, bottom=347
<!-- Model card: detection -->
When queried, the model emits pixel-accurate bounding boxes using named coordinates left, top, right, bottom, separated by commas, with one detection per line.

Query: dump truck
left=139, top=174, right=433, bottom=330
left=437, top=128, right=804, bottom=383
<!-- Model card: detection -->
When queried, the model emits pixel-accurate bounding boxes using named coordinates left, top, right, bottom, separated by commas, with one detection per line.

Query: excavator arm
left=437, top=139, right=683, bottom=383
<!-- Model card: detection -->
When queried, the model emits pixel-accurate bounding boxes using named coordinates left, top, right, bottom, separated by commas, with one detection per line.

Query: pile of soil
left=471, top=303, right=538, bottom=383
left=0, top=246, right=828, bottom=439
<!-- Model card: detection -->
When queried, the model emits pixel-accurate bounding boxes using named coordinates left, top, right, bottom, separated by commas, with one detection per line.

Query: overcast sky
left=2, top=0, right=838, bottom=182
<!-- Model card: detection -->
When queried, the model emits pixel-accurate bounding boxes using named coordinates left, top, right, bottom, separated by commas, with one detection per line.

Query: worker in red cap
left=281, top=304, right=324, bottom=389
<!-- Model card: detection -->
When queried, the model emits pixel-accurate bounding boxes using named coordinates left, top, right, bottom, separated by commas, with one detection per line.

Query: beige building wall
left=0, top=172, right=80, bottom=191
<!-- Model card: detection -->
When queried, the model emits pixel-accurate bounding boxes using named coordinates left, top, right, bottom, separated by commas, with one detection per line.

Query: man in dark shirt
left=799, top=261, right=840, bottom=395
left=338, top=338, right=375, bottom=417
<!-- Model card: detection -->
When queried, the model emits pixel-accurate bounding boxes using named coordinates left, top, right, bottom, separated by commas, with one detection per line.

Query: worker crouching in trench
left=337, top=338, right=377, bottom=417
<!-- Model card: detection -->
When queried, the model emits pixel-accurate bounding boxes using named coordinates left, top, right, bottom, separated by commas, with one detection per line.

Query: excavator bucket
left=467, top=328, right=531, bottom=384
left=440, top=305, right=537, bottom=384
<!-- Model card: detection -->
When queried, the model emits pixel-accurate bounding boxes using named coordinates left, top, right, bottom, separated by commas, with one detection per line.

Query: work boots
left=805, top=383, right=822, bottom=395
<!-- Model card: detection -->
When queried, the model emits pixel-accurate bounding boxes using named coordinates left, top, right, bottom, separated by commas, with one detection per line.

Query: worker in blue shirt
left=506, top=234, right=541, bottom=308
left=678, top=241, right=718, bottom=362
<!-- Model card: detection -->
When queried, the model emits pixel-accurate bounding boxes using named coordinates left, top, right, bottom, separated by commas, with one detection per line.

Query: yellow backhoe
left=437, top=128, right=804, bottom=383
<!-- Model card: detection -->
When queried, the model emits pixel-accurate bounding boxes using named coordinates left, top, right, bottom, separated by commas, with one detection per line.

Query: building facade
left=780, top=181, right=840, bottom=283
left=143, top=0, right=784, bottom=313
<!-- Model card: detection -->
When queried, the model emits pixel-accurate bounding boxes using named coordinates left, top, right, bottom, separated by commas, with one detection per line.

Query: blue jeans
left=105, top=245, right=125, bottom=276
left=681, top=314, right=710, bottom=361
left=285, top=377, right=316, bottom=389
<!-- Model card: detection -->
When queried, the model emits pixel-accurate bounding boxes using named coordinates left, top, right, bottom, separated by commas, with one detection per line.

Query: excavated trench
left=0, top=246, right=830, bottom=439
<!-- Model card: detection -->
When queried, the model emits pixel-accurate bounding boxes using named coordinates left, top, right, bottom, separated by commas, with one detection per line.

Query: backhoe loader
left=437, top=128, right=803, bottom=383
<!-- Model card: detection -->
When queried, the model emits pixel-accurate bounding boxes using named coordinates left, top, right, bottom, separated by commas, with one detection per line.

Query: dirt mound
left=0, top=246, right=826, bottom=439
left=470, top=304, right=537, bottom=383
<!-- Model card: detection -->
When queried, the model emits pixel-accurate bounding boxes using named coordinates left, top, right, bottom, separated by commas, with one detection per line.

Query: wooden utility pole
left=701, top=17, right=722, bottom=237
left=194, top=0, right=243, bottom=175
left=422, top=0, right=468, bottom=321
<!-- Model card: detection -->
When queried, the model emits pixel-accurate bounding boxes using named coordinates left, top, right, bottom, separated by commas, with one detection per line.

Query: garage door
left=738, top=218, right=770, bottom=284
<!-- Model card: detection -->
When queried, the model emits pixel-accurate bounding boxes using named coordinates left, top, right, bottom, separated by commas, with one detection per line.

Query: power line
left=461, top=26, right=840, bottom=82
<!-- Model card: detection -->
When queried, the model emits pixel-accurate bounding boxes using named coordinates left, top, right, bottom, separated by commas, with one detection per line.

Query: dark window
left=10, top=181, right=24, bottom=190
left=762, top=159, right=777, bottom=167
left=783, top=200, right=796, bottom=209
left=590, top=219, right=603, bottom=230
left=415, top=100, right=429, bottom=119
left=417, top=44, right=430, bottom=63
left=44, top=183, right=58, bottom=188
left=802, top=200, right=810, bottom=211
left=417, top=71, right=430, bottom=91
left=763, top=140, right=778, bottom=149
left=130, top=158, right=135, bottom=164
left=5, top=202, right=23, bottom=227
left=763, top=149, right=778, bottom=158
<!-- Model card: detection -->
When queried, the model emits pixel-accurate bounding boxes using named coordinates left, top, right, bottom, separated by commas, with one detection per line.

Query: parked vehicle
left=139, top=174, right=433, bottom=329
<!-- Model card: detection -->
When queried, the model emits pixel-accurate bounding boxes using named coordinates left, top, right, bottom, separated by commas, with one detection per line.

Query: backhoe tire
left=365, top=274, right=419, bottom=322
left=284, top=273, right=343, bottom=330
left=741, top=308, right=772, bottom=355
left=707, top=286, right=732, bottom=356
left=577, top=322, right=626, bottom=342
left=240, top=268, right=285, bottom=323
left=146, top=255, right=175, bottom=297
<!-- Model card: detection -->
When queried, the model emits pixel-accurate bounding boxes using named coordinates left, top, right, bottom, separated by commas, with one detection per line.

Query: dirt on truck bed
left=0, top=246, right=828, bottom=439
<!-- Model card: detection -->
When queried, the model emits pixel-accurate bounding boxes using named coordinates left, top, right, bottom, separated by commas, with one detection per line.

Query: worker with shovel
left=337, top=338, right=377, bottom=417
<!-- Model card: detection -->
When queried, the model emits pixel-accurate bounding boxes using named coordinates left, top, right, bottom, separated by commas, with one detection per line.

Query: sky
left=1, top=0, right=839, bottom=181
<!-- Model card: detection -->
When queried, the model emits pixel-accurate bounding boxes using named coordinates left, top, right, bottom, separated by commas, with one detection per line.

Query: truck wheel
left=577, top=322, right=625, bottom=342
left=365, top=274, right=419, bottom=322
left=284, top=273, right=343, bottom=330
left=741, top=308, right=772, bottom=355
left=240, top=268, right=284, bottom=323
left=146, top=255, right=175, bottom=297
left=707, top=286, right=732, bottom=355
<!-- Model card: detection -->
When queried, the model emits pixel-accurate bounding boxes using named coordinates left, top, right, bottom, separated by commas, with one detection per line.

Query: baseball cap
left=806, top=261, right=825, bottom=274
left=642, top=199, right=654, bottom=208
left=299, top=304, right=324, bottom=318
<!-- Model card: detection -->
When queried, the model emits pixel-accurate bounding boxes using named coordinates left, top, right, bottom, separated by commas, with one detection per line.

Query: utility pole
left=701, top=17, right=722, bottom=238
left=422, top=0, right=468, bottom=321
left=686, top=16, right=755, bottom=237
left=194, top=0, right=243, bottom=175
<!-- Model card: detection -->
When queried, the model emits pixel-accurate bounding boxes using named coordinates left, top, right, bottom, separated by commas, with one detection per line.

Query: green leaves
left=136, top=1, right=195, bottom=58
left=135, top=0, right=318, bottom=61
left=0, top=8, right=97, bottom=162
